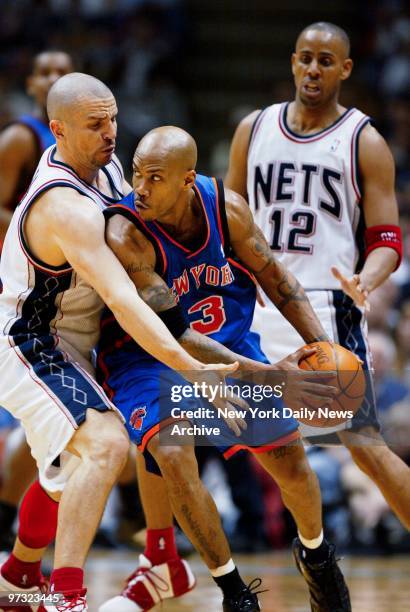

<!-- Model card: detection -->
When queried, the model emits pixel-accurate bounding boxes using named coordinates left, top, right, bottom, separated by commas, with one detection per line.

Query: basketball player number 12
left=270, top=208, right=317, bottom=253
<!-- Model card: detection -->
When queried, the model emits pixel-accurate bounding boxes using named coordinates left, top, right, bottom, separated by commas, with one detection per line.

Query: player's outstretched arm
left=105, top=214, right=266, bottom=374
left=224, top=110, right=260, bottom=198
left=225, top=188, right=329, bottom=344
left=106, top=214, right=338, bottom=411
left=0, top=125, right=37, bottom=241
left=47, top=192, right=210, bottom=372
left=332, top=125, right=401, bottom=306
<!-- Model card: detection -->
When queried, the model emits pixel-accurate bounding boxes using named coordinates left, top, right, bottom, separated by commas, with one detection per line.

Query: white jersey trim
left=350, top=116, right=371, bottom=201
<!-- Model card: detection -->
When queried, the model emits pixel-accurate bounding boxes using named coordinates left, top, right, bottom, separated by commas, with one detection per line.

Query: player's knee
left=270, top=452, right=313, bottom=487
left=82, top=425, right=129, bottom=476
left=284, top=458, right=313, bottom=487
left=154, top=445, right=196, bottom=482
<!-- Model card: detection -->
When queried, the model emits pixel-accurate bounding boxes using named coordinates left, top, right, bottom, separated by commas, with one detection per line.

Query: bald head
left=47, top=72, right=113, bottom=121
left=137, top=126, right=197, bottom=171
left=297, top=22, right=350, bottom=58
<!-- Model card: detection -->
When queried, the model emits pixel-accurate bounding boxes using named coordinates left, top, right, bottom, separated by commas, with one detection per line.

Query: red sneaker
left=99, top=554, right=195, bottom=611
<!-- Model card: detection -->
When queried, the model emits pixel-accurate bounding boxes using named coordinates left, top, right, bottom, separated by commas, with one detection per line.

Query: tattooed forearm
left=275, top=271, right=308, bottom=311
left=181, top=504, right=221, bottom=565
left=311, top=334, right=330, bottom=342
left=138, top=284, right=176, bottom=312
left=248, top=226, right=275, bottom=274
left=125, top=262, right=155, bottom=275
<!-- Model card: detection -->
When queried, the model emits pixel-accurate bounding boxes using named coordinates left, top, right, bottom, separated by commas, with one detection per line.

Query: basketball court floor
left=85, top=550, right=410, bottom=611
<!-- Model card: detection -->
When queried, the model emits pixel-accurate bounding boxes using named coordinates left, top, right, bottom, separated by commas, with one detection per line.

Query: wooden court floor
left=84, top=550, right=410, bottom=611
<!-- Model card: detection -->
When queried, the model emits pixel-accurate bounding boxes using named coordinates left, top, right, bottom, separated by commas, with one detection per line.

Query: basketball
left=298, top=341, right=366, bottom=427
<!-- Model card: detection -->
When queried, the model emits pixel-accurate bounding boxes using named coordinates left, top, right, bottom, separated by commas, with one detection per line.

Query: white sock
left=298, top=529, right=324, bottom=549
left=210, top=558, right=236, bottom=577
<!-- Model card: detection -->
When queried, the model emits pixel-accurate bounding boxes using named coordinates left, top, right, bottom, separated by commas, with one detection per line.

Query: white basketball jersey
left=247, top=103, right=370, bottom=289
left=0, top=145, right=125, bottom=361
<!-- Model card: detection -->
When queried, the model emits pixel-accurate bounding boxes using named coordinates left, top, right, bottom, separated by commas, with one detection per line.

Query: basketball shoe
left=292, top=537, right=351, bottom=611
left=0, top=558, right=48, bottom=612
left=98, top=553, right=195, bottom=611
left=222, top=578, right=265, bottom=611
left=43, top=589, right=87, bottom=611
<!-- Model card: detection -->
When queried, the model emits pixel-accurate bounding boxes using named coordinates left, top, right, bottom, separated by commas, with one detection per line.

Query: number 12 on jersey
left=270, top=208, right=317, bottom=253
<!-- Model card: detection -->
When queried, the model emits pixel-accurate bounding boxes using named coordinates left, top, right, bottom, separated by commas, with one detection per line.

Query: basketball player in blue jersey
left=0, top=74, right=235, bottom=612
left=97, top=126, right=351, bottom=612
left=225, top=22, right=410, bottom=534
left=0, top=49, right=74, bottom=552
left=0, top=51, right=73, bottom=243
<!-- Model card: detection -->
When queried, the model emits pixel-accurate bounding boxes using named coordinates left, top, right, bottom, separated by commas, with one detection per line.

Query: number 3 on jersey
left=188, top=295, right=226, bottom=334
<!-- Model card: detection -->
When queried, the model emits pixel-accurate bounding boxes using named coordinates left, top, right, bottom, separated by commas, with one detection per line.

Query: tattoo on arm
left=125, top=262, right=155, bottom=275
left=275, top=269, right=308, bottom=311
left=311, top=334, right=330, bottom=342
left=138, top=284, right=176, bottom=312
left=123, top=257, right=176, bottom=312
left=248, top=226, right=275, bottom=274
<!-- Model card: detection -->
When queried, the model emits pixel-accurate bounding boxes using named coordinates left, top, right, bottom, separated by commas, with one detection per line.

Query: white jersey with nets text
left=247, top=103, right=370, bottom=289
left=0, top=144, right=125, bottom=364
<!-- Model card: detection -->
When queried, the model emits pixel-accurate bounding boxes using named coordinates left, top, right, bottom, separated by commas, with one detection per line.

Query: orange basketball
left=297, top=341, right=366, bottom=427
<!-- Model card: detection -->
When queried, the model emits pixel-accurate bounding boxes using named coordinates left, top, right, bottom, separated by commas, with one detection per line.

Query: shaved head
left=297, top=22, right=350, bottom=58
left=136, top=126, right=197, bottom=170
left=47, top=72, right=113, bottom=121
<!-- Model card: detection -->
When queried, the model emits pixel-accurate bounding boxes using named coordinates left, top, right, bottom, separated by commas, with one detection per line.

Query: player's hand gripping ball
left=298, top=342, right=366, bottom=427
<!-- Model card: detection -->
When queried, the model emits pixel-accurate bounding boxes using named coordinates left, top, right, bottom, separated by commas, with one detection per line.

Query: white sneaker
left=0, top=560, right=47, bottom=611
left=99, top=554, right=195, bottom=612
left=44, top=588, right=87, bottom=611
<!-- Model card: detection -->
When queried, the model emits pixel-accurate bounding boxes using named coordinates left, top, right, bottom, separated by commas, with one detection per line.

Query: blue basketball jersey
left=18, top=115, right=54, bottom=152
left=97, top=176, right=299, bottom=455
left=98, top=175, right=258, bottom=381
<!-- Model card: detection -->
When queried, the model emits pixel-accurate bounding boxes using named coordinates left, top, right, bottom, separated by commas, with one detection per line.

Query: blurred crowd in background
left=0, top=0, right=409, bottom=556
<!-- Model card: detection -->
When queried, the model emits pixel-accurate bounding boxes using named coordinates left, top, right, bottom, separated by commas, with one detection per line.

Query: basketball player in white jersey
left=0, top=50, right=74, bottom=552
left=0, top=72, right=236, bottom=611
left=225, top=22, right=410, bottom=531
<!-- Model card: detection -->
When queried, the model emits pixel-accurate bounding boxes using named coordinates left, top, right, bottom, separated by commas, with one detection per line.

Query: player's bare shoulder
left=106, top=212, right=156, bottom=263
left=225, top=109, right=261, bottom=196
left=30, top=186, right=103, bottom=231
left=25, top=187, right=106, bottom=266
left=358, top=123, right=395, bottom=177
left=224, top=187, right=254, bottom=241
left=229, top=109, right=262, bottom=155
left=236, top=109, right=261, bottom=136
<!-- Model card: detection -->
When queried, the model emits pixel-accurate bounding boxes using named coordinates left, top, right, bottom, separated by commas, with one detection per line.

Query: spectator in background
left=0, top=50, right=73, bottom=243
left=395, top=300, right=410, bottom=386
left=367, top=330, right=408, bottom=413
left=342, top=397, right=410, bottom=553
left=366, top=280, right=399, bottom=332
left=383, top=398, right=410, bottom=465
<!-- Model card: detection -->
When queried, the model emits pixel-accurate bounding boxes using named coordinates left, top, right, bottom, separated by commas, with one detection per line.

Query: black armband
left=158, top=303, right=189, bottom=339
